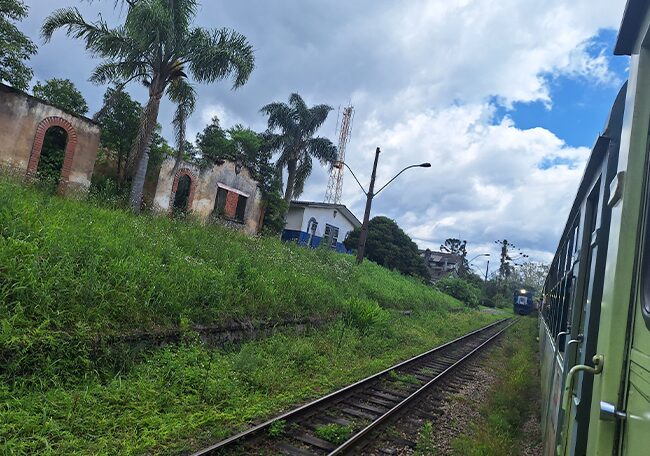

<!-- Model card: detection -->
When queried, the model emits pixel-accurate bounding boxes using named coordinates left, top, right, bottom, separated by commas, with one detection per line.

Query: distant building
left=282, top=201, right=361, bottom=253
left=152, top=158, right=265, bottom=235
left=420, top=249, right=461, bottom=281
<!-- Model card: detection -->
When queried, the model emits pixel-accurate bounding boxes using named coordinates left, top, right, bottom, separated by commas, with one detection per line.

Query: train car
left=513, top=289, right=534, bottom=315
left=539, top=2, right=650, bottom=454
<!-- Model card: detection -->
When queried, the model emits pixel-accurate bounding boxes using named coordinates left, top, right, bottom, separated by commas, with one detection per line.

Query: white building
left=282, top=201, right=361, bottom=253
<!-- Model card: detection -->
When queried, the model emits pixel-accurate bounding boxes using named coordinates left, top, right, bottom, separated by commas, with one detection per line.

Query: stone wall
left=0, top=83, right=100, bottom=193
left=153, top=158, right=265, bottom=235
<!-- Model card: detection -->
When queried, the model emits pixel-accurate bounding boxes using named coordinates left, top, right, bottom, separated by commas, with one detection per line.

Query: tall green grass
left=0, top=177, right=461, bottom=385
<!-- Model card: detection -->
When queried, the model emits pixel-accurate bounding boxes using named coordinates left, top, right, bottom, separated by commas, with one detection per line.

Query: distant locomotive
left=513, top=289, right=533, bottom=315
left=539, top=2, right=650, bottom=454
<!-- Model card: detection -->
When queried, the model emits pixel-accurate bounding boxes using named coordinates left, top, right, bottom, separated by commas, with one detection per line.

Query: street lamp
left=468, top=253, right=490, bottom=264
left=341, top=147, right=431, bottom=264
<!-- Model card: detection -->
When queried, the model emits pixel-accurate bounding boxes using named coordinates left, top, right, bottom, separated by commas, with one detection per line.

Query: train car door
left=564, top=172, right=611, bottom=456
left=618, top=130, right=650, bottom=455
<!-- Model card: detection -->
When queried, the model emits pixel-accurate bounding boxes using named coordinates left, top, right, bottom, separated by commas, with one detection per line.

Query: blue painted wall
left=282, top=229, right=351, bottom=254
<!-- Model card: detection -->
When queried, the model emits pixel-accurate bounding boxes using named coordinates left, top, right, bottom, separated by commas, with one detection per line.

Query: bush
left=434, top=276, right=481, bottom=308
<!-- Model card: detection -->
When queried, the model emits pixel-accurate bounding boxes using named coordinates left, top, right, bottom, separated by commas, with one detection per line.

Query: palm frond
left=185, top=27, right=254, bottom=87
left=168, top=78, right=196, bottom=158
left=307, top=137, right=337, bottom=165
left=42, top=8, right=137, bottom=61
left=89, top=61, right=148, bottom=85
left=292, top=157, right=313, bottom=199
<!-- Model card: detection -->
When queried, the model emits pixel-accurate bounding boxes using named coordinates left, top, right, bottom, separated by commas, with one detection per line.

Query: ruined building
left=0, top=83, right=100, bottom=193
left=152, top=158, right=265, bottom=235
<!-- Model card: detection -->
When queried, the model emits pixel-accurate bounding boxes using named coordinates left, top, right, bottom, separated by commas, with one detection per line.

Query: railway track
left=191, top=318, right=515, bottom=456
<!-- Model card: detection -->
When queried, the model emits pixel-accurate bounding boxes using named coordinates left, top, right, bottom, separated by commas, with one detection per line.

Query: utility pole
left=485, top=260, right=489, bottom=281
left=356, top=147, right=380, bottom=264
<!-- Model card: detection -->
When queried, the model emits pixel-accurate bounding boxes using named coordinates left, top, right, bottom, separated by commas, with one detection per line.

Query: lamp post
left=468, top=253, right=490, bottom=264
left=339, top=147, right=431, bottom=264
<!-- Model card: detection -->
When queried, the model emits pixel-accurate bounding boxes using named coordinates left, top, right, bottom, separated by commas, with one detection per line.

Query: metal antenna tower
left=325, top=105, right=354, bottom=203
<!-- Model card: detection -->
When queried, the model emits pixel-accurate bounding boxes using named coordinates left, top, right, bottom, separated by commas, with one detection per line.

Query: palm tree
left=42, top=0, right=254, bottom=212
left=261, top=94, right=337, bottom=205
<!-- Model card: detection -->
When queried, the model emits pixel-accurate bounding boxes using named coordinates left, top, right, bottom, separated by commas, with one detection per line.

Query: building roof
left=419, top=249, right=462, bottom=262
left=614, top=0, right=648, bottom=55
left=290, top=201, right=362, bottom=228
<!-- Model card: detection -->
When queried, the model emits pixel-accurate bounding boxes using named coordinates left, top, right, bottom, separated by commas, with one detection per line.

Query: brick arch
left=170, top=168, right=197, bottom=211
left=27, top=116, right=78, bottom=183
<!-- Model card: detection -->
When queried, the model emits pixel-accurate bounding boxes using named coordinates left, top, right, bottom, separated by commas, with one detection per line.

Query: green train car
left=540, top=1, right=650, bottom=454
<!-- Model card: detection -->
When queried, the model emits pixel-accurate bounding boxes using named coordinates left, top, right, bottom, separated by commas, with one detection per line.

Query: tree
left=42, top=0, right=255, bottom=213
left=513, top=261, right=549, bottom=293
left=261, top=93, right=337, bottom=204
left=434, top=276, right=480, bottom=308
left=440, top=238, right=468, bottom=275
left=196, top=119, right=288, bottom=234
left=95, top=87, right=142, bottom=185
left=0, top=0, right=36, bottom=90
left=32, top=78, right=89, bottom=117
left=344, top=216, right=429, bottom=279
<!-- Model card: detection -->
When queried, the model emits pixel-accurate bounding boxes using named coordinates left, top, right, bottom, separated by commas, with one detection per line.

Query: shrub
left=434, top=276, right=481, bottom=308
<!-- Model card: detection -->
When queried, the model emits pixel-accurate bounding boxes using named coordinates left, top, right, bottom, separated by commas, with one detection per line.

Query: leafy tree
left=95, top=87, right=142, bottom=185
left=196, top=118, right=287, bottom=234
left=42, top=0, right=255, bottom=213
left=0, top=0, right=36, bottom=90
left=32, top=78, right=89, bottom=116
left=345, top=216, right=429, bottom=279
left=434, top=276, right=480, bottom=308
left=440, top=238, right=469, bottom=275
left=261, top=93, right=337, bottom=204
left=512, top=261, right=549, bottom=294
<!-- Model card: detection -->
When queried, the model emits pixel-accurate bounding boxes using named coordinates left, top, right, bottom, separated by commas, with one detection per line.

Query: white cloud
left=23, top=0, right=628, bottom=263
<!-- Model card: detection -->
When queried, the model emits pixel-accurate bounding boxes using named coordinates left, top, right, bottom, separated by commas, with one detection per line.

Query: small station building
left=282, top=201, right=361, bottom=253
left=0, top=83, right=101, bottom=193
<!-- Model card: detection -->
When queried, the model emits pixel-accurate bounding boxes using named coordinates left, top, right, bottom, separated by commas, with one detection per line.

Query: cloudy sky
left=20, top=0, right=629, bottom=272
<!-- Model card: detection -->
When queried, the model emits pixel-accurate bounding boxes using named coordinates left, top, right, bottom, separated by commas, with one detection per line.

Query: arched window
left=27, top=116, right=78, bottom=189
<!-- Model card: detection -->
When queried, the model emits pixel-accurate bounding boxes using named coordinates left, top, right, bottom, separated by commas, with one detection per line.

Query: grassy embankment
left=438, top=317, right=540, bottom=455
left=0, top=177, right=503, bottom=454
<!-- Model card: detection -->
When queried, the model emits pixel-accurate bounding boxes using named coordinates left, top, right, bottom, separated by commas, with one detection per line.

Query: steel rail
left=190, top=317, right=511, bottom=456
left=328, top=318, right=518, bottom=455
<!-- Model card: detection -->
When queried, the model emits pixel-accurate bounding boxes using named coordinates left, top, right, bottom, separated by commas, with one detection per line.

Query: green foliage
left=2, top=290, right=500, bottom=455
left=345, top=216, right=429, bottom=280
left=95, top=87, right=142, bottom=184
left=451, top=319, right=540, bottom=455
left=261, top=93, right=337, bottom=202
left=343, top=297, right=390, bottom=336
left=267, top=419, right=286, bottom=438
left=41, top=0, right=255, bottom=210
left=414, top=421, right=437, bottom=456
left=0, top=177, right=465, bottom=386
left=32, top=78, right=88, bottom=116
left=315, top=423, right=353, bottom=445
left=434, top=276, right=481, bottom=308
left=195, top=118, right=287, bottom=234
left=34, top=126, right=67, bottom=189
left=0, top=0, right=36, bottom=90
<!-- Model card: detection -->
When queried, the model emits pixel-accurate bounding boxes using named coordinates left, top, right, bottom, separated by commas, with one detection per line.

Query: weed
left=388, top=370, right=420, bottom=385
left=267, top=420, right=286, bottom=438
left=414, top=421, right=437, bottom=456
left=450, top=319, right=540, bottom=455
left=315, top=424, right=353, bottom=445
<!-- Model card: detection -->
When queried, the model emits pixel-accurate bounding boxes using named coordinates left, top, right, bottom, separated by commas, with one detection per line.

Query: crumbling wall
left=0, top=83, right=100, bottom=193
left=153, top=158, right=265, bottom=235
